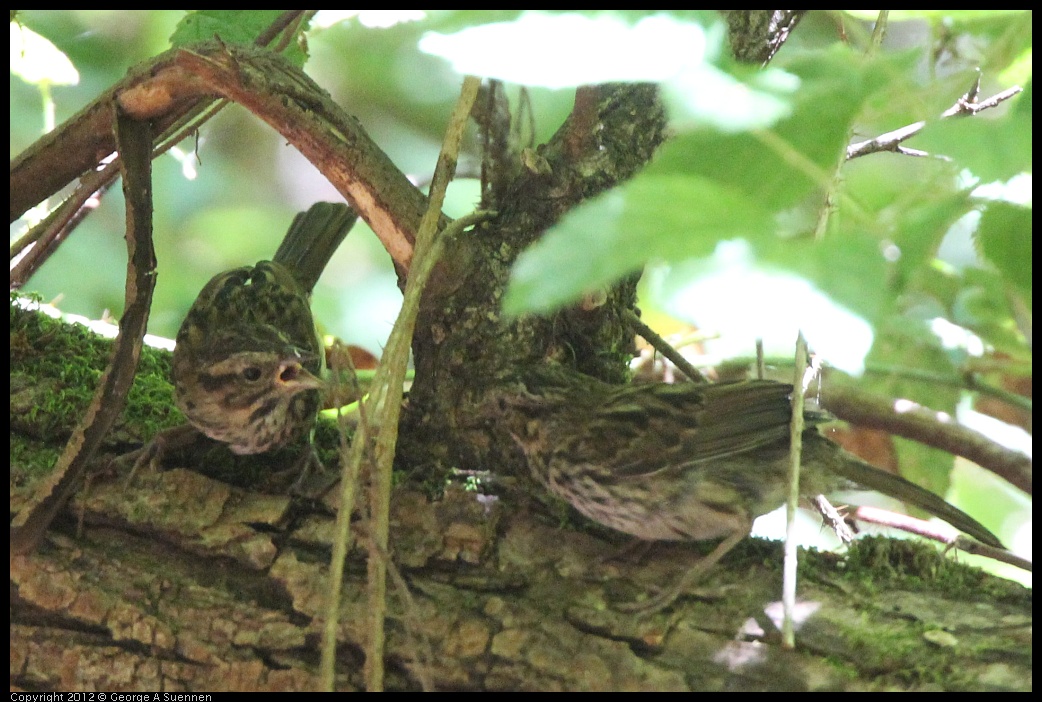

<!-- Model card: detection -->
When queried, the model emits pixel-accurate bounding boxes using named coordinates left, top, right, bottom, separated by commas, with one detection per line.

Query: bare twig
left=949, top=534, right=1032, bottom=572
left=10, top=98, right=224, bottom=288
left=173, top=43, right=436, bottom=272
left=862, top=364, right=1032, bottom=414
left=259, top=10, right=309, bottom=50
left=846, top=78, right=1023, bottom=160
left=813, top=495, right=856, bottom=544
left=11, top=108, right=156, bottom=555
left=853, top=506, right=1030, bottom=574
left=624, top=310, right=707, bottom=384
left=319, top=72, right=489, bottom=691
left=852, top=504, right=967, bottom=546
left=820, top=380, right=1032, bottom=495
left=814, top=10, right=889, bottom=240
left=10, top=12, right=313, bottom=285
left=782, top=333, right=810, bottom=648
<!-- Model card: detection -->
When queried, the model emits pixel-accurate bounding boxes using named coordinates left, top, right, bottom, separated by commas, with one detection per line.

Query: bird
left=489, top=366, right=1005, bottom=610
left=170, top=202, right=358, bottom=456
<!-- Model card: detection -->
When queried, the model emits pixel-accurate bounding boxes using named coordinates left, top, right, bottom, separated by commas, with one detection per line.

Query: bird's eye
left=241, top=366, right=262, bottom=382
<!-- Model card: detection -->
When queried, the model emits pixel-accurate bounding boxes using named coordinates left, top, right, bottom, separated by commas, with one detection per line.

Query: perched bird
left=171, top=202, right=358, bottom=456
left=490, top=366, right=1004, bottom=609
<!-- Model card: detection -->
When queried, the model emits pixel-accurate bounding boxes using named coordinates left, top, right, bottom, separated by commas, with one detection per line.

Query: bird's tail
left=274, top=202, right=359, bottom=293
left=805, top=433, right=1004, bottom=548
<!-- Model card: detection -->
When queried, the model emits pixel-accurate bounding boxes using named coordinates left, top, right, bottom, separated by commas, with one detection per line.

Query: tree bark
left=11, top=11, right=1029, bottom=692
left=10, top=299, right=1031, bottom=692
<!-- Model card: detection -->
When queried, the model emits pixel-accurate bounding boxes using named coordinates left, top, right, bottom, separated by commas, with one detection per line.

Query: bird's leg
left=120, top=424, right=203, bottom=484
left=616, top=528, right=749, bottom=614
left=283, top=441, right=339, bottom=498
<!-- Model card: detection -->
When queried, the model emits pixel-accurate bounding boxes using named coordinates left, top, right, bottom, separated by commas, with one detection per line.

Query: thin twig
left=624, top=310, right=707, bottom=383
left=11, top=11, right=309, bottom=286
left=820, top=380, right=1032, bottom=495
left=11, top=108, right=156, bottom=554
left=949, top=535, right=1032, bottom=572
left=319, top=74, right=489, bottom=692
left=11, top=98, right=222, bottom=287
left=722, top=356, right=1032, bottom=417
left=813, top=495, right=856, bottom=544
left=782, top=332, right=809, bottom=648
left=851, top=505, right=1030, bottom=574
left=814, top=10, right=889, bottom=240
left=846, top=80, right=1022, bottom=160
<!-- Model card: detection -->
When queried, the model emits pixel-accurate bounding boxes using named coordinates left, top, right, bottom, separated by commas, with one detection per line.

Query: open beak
left=277, top=360, right=324, bottom=392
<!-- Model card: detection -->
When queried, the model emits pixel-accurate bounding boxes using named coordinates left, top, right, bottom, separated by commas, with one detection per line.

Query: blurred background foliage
left=10, top=11, right=1031, bottom=580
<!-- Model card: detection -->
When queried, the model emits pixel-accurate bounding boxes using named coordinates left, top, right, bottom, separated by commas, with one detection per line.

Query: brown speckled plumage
left=172, top=203, right=357, bottom=455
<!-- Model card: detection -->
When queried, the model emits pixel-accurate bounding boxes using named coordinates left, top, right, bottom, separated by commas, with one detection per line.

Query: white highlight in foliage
left=654, top=240, right=874, bottom=375
left=420, top=13, right=706, bottom=88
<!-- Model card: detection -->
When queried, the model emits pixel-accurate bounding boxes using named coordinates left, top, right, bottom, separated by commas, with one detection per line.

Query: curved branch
left=170, top=43, right=434, bottom=271
left=11, top=40, right=437, bottom=276
left=820, top=380, right=1032, bottom=495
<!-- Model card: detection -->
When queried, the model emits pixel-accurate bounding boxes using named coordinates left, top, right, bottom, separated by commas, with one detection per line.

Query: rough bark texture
left=399, top=82, right=665, bottom=484
left=722, top=10, right=808, bottom=64
left=10, top=255, right=1031, bottom=693
left=10, top=458, right=1034, bottom=691
left=10, top=416, right=1034, bottom=690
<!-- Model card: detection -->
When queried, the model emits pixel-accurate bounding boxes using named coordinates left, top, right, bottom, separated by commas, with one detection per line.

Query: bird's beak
left=277, top=360, right=324, bottom=391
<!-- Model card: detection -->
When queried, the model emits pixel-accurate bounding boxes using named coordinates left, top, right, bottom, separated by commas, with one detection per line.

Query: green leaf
left=904, top=261, right=1028, bottom=364
left=9, top=22, right=79, bottom=86
left=504, top=46, right=922, bottom=321
left=915, top=102, right=1032, bottom=183
left=654, top=46, right=907, bottom=211
left=892, top=192, right=975, bottom=288
left=975, top=201, right=1032, bottom=296
left=503, top=174, right=771, bottom=315
left=171, top=10, right=309, bottom=67
left=771, top=231, right=890, bottom=323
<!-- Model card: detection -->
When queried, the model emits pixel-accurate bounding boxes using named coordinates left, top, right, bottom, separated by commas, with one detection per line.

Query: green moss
left=10, top=296, right=184, bottom=448
left=10, top=296, right=370, bottom=492
left=841, top=537, right=1026, bottom=603
left=10, top=434, right=62, bottom=487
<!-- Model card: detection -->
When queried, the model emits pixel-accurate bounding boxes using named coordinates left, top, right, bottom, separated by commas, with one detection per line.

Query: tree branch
left=846, top=78, right=1023, bottom=160
left=171, top=42, right=433, bottom=272
left=819, top=379, right=1032, bottom=495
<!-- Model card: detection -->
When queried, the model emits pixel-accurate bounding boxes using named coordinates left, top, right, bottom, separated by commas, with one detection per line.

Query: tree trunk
left=9, top=319, right=1031, bottom=689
